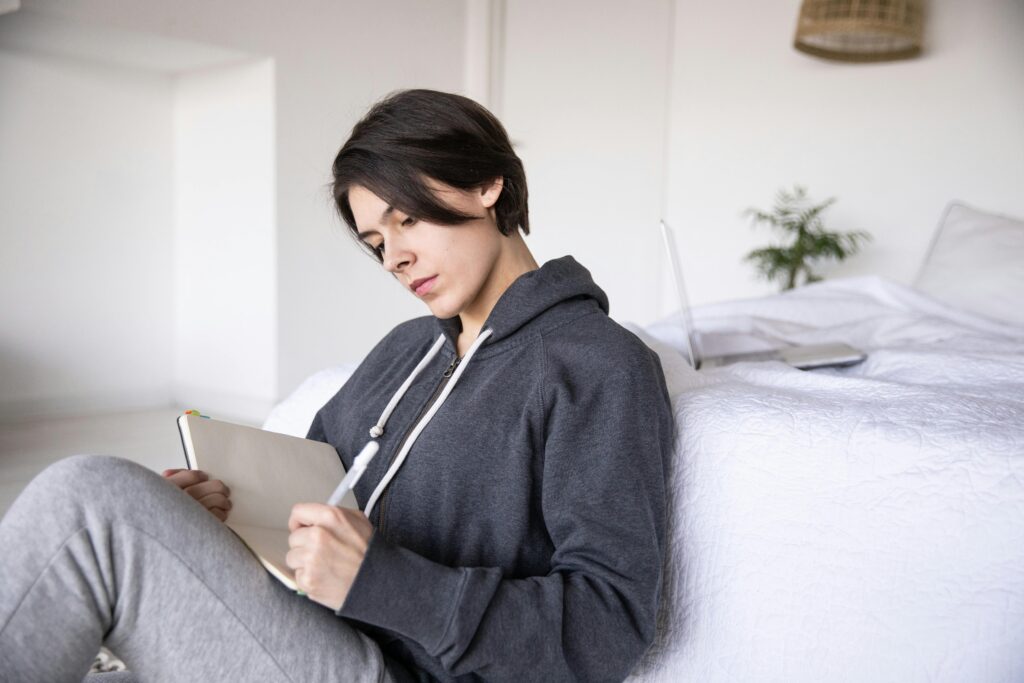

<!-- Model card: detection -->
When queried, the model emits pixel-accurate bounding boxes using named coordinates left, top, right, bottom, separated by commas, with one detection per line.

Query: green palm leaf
left=743, top=185, right=872, bottom=291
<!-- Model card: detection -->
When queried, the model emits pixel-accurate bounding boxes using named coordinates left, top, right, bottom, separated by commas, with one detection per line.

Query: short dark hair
left=330, top=89, right=530, bottom=262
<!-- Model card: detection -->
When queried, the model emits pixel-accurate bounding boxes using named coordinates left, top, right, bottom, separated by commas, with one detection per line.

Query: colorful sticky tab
left=183, top=409, right=210, bottom=419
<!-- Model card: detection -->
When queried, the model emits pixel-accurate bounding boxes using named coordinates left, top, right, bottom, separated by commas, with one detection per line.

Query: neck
left=459, top=231, right=538, bottom=343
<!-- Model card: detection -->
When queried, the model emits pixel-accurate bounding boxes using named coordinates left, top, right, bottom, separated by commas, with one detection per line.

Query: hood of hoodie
left=434, top=254, right=610, bottom=350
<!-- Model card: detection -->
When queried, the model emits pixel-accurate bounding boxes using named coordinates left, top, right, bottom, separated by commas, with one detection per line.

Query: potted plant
left=744, top=185, right=871, bottom=291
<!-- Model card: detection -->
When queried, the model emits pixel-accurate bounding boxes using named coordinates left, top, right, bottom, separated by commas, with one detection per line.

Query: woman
left=0, top=89, right=673, bottom=682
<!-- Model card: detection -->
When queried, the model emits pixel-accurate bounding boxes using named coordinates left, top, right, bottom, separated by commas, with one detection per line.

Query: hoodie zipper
left=377, top=353, right=461, bottom=535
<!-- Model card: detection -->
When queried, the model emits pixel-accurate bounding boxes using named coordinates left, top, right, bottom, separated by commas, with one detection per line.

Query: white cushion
left=261, top=363, right=358, bottom=437
left=915, top=201, right=1024, bottom=326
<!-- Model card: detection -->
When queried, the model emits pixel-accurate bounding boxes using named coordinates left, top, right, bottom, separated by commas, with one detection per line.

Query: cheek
left=444, top=242, right=492, bottom=283
left=427, top=226, right=500, bottom=283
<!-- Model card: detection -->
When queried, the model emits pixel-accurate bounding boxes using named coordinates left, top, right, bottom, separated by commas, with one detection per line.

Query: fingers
left=285, top=545, right=310, bottom=571
left=285, top=526, right=343, bottom=571
left=165, top=469, right=208, bottom=489
left=288, top=503, right=341, bottom=533
left=184, top=478, right=230, bottom=502
left=288, top=506, right=373, bottom=553
left=287, top=523, right=331, bottom=549
left=196, top=489, right=230, bottom=522
left=285, top=519, right=369, bottom=609
left=196, top=491, right=232, bottom=511
left=162, top=469, right=231, bottom=522
left=164, top=471, right=231, bottom=501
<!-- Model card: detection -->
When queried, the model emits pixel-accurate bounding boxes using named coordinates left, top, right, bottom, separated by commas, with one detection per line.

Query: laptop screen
left=659, top=219, right=703, bottom=369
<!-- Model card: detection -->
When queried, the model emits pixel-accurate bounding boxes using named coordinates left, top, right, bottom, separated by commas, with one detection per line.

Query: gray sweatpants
left=0, top=454, right=404, bottom=683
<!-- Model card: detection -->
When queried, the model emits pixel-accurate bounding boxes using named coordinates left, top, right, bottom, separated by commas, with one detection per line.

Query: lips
left=410, top=275, right=437, bottom=296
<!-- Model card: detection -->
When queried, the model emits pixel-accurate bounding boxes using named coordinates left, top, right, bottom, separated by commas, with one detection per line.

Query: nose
left=381, top=239, right=413, bottom=275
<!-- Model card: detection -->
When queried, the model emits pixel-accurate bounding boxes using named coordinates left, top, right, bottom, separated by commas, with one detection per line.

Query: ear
left=479, top=176, right=504, bottom=209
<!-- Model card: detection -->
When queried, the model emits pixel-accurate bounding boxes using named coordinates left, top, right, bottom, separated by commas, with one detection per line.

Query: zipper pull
left=443, top=355, right=460, bottom=377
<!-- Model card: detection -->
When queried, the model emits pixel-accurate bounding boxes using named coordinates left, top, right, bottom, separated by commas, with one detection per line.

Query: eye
left=367, top=218, right=413, bottom=260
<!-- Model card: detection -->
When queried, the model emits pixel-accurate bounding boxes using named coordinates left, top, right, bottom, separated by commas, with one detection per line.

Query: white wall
left=268, top=3, right=467, bottom=398
left=16, top=0, right=467, bottom=400
left=0, top=0, right=466, bottom=423
left=173, top=60, right=277, bottom=421
left=665, top=0, right=1024, bottom=308
left=2, top=0, right=1021, bottom=424
left=501, top=0, right=674, bottom=328
left=12, top=0, right=464, bottom=405
left=0, top=48, right=175, bottom=420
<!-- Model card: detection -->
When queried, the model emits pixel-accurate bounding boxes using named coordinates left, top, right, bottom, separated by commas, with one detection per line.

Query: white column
left=463, top=0, right=506, bottom=115
left=173, top=59, right=277, bottom=424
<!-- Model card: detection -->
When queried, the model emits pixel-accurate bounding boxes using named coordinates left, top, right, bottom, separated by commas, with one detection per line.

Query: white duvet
left=625, top=276, right=1024, bottom=683
left=265, top=276, right=1024, bottom=682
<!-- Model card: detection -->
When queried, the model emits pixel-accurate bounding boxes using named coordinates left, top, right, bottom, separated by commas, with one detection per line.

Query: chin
left=425, top=299, right=459, bottom=320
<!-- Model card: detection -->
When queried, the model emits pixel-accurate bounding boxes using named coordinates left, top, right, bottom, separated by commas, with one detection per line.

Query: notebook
left=176, top=414, right=357, bottom=590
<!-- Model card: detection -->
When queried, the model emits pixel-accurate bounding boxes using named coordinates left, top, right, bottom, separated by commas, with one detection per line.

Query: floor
left=0, top=407, right=193, bottom=518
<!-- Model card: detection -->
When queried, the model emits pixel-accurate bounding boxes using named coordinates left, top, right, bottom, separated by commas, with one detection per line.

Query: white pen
left=326, top=440, right=380, bottom=507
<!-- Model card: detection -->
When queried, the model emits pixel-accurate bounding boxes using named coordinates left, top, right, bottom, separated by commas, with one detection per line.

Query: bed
left=623, top=274, right=1024, bottom=681
left=625, top=200, right=1024, bottom=680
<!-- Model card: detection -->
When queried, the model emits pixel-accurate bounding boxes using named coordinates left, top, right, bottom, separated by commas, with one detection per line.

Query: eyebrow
left=356, top=205, right=396, bottom=239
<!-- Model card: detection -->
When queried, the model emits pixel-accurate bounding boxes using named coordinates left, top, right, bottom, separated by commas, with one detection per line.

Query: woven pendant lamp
left=794, top=0, right=924, bottom=62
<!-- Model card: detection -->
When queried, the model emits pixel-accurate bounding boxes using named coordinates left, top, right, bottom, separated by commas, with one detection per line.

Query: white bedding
left=266, top=275, right=1024, bottom=682
left=625, top=276, right=1024, bottom=682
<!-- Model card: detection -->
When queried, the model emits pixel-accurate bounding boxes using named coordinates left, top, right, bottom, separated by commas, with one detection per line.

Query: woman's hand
left=162, top=468, right=232, bottom=522
left=286, top=503, right=374, bottom=611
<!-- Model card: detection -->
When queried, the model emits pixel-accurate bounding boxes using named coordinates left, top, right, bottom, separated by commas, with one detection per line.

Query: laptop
left=659, top=219, right=867, bottom=371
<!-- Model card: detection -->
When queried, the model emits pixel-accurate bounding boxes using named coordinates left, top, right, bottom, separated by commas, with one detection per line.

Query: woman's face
left=348, top=180, right=504, bottom=321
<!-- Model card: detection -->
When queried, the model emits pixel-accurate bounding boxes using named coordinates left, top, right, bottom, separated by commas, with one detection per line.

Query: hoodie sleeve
left=337, top=334, right=673, bottom=681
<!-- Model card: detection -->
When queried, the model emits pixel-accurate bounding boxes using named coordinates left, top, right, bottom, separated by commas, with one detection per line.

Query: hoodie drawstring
left=362, top=328, right=494, bottom=518
left=368, top=334, right=446, bottom=439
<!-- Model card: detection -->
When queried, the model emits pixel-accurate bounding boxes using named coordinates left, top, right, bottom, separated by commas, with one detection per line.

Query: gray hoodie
left=306, top=255, right=674, bottom=682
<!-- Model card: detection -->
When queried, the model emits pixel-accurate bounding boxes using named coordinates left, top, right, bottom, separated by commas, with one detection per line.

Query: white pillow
left=261, top=363, right=359, bottom=437
left=915, top=201, right=1024, bottom=326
